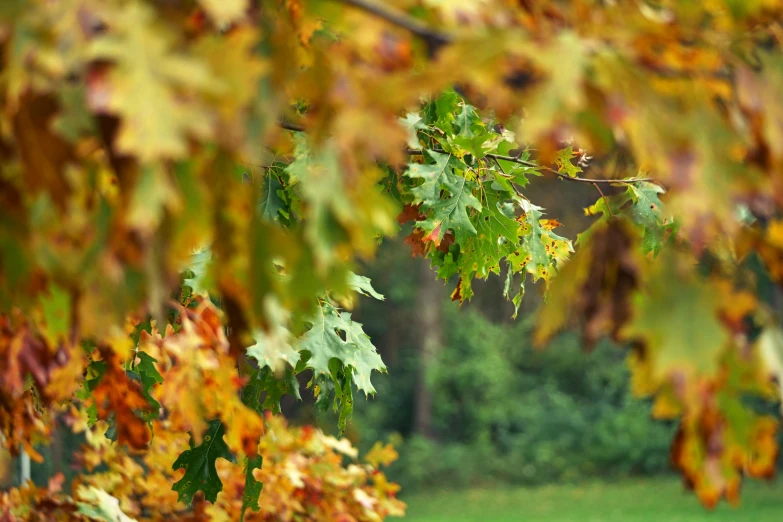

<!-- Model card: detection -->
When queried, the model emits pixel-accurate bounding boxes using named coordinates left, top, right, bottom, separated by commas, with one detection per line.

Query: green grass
left=402, top=478, right=783, bottom=522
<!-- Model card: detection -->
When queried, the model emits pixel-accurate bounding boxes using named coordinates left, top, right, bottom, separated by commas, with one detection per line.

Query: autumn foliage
left=0, top=413, right=403, bottom=521
left=2, top=0, right=783, bottom=516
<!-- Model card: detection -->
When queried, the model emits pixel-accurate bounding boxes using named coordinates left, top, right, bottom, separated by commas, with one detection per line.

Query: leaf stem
left=591, top=182, right=614, bottom=218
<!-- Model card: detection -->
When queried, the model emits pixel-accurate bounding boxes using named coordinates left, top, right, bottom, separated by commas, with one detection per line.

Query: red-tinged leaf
left=91, top=353, right=152, bottom=450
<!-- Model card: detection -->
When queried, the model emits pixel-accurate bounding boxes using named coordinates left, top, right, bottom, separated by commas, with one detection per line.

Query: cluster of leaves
left=397, top=91, right=575, bottom=313
left=2, top=0, right=783, bottom=513
left=0, top=414, right=403, bottom=521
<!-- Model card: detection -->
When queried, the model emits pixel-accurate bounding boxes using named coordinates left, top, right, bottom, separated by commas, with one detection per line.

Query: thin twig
left=407, top=149, right=655, bottom=185
left=487, top=153, right=654, bottom=184
left=591, top=182, right=614, bottom=217
left=337, top=0, right=452, bottom=49
left=490, top=155, right=529, bottom=202
left=279, top=126, right=656, bottom=185
left=280, top=120, right=305, bottom=132
left=640, top=64, right=733, bottom=81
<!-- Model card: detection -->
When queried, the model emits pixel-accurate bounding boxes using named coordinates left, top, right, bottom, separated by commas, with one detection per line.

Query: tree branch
left=336, top=0, right=452, bottom=53
left=279, top=124, right=654, bottom=186
left=280, top=120, right=305, bottom=132
left=406, top=149, right=655, bottom=185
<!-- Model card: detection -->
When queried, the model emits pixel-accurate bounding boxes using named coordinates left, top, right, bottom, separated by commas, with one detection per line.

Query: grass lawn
left=401, top=478, right=783, bottom=522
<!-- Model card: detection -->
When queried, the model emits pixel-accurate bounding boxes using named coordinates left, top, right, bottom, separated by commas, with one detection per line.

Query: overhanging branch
left=337, top=0, right=453, bottom=53
left=406, top=149, right=654, bottom=185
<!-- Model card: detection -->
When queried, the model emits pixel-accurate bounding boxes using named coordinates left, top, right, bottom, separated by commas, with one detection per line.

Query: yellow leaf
left=86, top=1, right=220, bottom=160
left=193, top=27, right=267, bottom=120
left=198, top=0, right=248, bottom=27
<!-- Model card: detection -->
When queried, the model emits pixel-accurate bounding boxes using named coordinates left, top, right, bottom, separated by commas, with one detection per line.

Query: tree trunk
left=413, top=260, right=444, bottom=438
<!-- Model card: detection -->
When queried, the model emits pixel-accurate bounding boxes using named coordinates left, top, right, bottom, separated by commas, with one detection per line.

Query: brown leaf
left=11, top=93, right=75, bottom=209
left=396, top=204, right=424, bottom=224
left=580, top=219, right=639, bottom=348
left=91, top=352, right=152, bottom=450
left=535, top=219, right=639, bottom=349
left=403, top=229, right=426, bottom=257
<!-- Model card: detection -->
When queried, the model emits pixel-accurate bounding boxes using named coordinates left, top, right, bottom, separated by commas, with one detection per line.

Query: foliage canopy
left=2, top=0, right=783, bottom=517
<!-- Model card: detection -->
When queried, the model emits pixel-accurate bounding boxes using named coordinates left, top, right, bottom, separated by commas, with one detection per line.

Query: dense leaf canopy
left=2, top=0, right=783, bottom=517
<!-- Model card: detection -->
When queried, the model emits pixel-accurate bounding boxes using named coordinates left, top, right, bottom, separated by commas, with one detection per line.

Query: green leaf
left=135, top=352, right=163, bottom=413
left=39, top=283, right=70, bottom=346
left=172, top=420, right=235, bottom=505
left=247, top=327, right=299, bottom=374
left=77, top=360, right=107, bottom=427
left=241, top=365, right=301, bottom=415
left=458, top=189, right=520, bottom=280
left=627, top=182, right=670, bottom=255
left=182, top=247, right=213, bottom=296
left=493, top=142, right=539, bottom=187
left=53, top=85, right=96, bottom=143
left=517, top=200, right=573, bottom=281
left=585, top=181, right=672, bottom=255
left=400, top=112, right=425, bottom=149
left=312, top=365, right=354, bottom=435
left=426, top=89, right=460, bottom=129
left=406, top=150, right=481, bottom=244
left=259, top=173, right=286, bottom=222
left=348, top=272, right=384, bottom=300
left=240, top=455, right=263, bottom=520
left=455, top=104, right=476, bottom=138
left=299, top=300, right=385, bottom=396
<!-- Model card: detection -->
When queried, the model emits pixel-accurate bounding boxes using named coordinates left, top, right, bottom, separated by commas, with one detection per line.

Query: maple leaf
left=313, top=369, right=354, bottom=435
left=516, top=200, right=573, bottom=282
left=670, top=357, right=779, bottom=509
left=627, top=182, right=670, bottom=255
left=458, top=189, right=520, bottom=280
left=623, top=254, right=728, bottom=395
left=585, top=181, right=673, bottom=256
left=454, top=103, right=476, bottom=138
left=246, top=297, right=300, bottom=374
left=86, top=1, right=220, bottom=160
left=348, top=272, right=385, bottom=301
left=130, top=352, right=163, bottom=414
left=364, top=441, right=399, bottom=468
left=182, top=247, right=214, bottom=297
left=397, top=203, right=424, bottom=225
left=193, top=26, right=266, bottom=119
left=299, top=301, right=386, bottom=397
left=554, top=147, right=582, bottom=178
left=404, top=228, right=427, bottom=257
left=241, top=455, right=263, bottom=519
left=90, top=354, right=153, bottom=450
left=400, top=112, right=425, bottom=149
left=172, top=420, right=235, bottom=505
left=406, top=150, right=481, bottom=244
left=241, top=366, right=301, bottom=416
